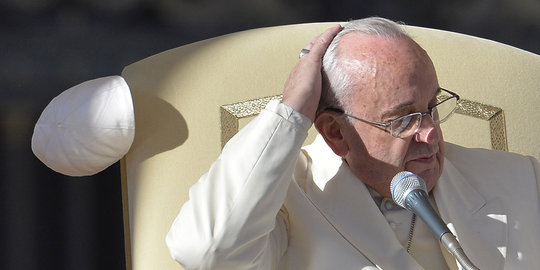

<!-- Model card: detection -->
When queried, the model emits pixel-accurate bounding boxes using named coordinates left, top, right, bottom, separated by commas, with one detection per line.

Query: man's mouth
left=410, top=153, right=437, bottom=164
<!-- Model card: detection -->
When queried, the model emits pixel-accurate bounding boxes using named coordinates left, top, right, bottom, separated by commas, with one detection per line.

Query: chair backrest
left=120, top=22, right=540, bottom=269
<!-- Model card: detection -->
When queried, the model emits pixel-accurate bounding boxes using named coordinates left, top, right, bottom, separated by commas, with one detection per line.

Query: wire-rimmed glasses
left=324, top=88, right=460, bottom=138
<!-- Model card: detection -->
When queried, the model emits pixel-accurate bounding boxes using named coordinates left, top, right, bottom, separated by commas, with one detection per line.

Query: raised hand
left=282, top=25, right=343, bottom=122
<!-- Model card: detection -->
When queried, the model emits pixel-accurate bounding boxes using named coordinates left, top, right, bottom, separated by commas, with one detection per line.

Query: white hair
left=319, top=17, right=412, bottom=112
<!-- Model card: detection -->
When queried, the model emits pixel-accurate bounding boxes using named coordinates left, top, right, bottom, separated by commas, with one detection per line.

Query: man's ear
left=314, top=112, right=349, bottom=157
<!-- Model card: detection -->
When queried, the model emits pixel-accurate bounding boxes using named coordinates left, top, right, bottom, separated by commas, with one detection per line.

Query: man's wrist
left=265, top=100, right=312, bottom=131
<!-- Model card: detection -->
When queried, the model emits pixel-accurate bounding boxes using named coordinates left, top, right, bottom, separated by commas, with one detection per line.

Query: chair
left=119, top=22, right=540, bottom=269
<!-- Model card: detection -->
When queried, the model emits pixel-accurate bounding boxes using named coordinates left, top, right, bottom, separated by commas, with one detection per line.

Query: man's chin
left=405, top=165, right=442, bottom=192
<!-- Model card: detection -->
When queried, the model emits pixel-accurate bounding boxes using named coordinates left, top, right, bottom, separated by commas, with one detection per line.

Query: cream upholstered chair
left=119, top=22, right=540, bottom=269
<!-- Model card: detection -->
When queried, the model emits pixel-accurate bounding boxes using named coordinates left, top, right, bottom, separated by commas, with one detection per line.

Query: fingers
left=301, top=24, right=343, bottom=61
left=282, top=25, right=343, bottom=121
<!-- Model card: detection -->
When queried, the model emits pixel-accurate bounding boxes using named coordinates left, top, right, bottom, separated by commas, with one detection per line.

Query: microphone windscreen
left=390, top=171, right=427, bottom=207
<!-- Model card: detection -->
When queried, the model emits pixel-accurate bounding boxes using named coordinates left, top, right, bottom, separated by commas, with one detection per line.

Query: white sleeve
left=166, top=100, right=312, bottom=270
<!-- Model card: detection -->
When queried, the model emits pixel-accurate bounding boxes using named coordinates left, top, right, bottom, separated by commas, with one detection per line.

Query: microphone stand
left=440, top=233, right=480, bottom=270
left=392, top=172, right=480, bottom=270
left=406, top=190, right=480, bottom=270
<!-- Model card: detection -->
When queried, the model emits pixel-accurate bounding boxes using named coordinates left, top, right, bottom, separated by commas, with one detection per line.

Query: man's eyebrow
left=379, top=87, right=441, bottom=120
left=380, top=102, right=413, bottom=119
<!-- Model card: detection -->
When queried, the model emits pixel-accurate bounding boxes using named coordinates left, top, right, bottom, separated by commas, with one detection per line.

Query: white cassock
left=167, top=100, right=540, bottom=270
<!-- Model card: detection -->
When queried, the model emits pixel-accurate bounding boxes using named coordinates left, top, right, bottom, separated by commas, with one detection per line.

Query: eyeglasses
left=324, top=88, right=460, bottom=138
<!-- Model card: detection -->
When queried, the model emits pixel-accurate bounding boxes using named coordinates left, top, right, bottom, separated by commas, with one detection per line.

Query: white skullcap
left=31, top=76, right=135, bottom=176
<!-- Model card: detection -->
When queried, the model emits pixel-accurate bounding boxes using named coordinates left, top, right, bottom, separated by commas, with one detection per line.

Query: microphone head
left=390, top=171, right=427, bottom=208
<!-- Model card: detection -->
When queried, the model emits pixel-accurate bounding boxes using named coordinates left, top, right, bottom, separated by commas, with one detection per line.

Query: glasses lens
left=390, top=113, right=421, bottom=137
left=434, top=96, right=457, bottom=123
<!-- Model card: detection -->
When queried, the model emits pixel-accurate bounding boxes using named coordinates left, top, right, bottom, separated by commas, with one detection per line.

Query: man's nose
left=414, top=115, right=440, bottom=144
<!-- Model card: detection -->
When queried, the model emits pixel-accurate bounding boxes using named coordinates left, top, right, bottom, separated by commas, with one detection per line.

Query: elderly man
left=166, top=17, right=540, bottom=269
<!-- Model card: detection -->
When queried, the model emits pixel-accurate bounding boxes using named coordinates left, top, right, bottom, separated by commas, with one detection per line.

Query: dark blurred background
left=1, top=0, right=539, bottom=269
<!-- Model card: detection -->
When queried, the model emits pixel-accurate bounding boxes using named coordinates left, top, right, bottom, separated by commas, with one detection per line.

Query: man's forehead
left=339, top=33, right=431, bottom=84
left=339, top=32, right=415, bottom=59
left=338, top=32, right=438, bottom=115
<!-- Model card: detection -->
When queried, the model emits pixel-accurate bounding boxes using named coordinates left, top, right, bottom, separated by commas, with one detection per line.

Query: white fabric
left=370, top=192, right=450, bottom=269
left=31, top=76, right=135, bottom=176
left=167, top=100, right=540, bottom=269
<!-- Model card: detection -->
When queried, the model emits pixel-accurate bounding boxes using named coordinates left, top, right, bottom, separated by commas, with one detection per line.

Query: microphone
left=390, top=171, right=479, bottom=270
